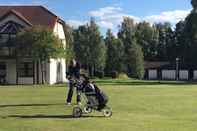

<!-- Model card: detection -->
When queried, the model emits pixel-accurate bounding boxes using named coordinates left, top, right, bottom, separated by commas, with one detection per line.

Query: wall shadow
left=8, top=114, right=104, bottom=119
left=0, top=103, right=63, bottom=108
left=95, top=80, right=197, bottom=86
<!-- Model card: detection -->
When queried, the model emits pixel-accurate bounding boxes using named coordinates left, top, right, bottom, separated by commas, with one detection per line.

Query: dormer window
left=0, top=21, right=24, bottom=35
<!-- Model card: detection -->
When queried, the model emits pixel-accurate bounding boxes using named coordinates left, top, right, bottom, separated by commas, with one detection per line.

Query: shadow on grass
left=95, top=80, right=197, bottom=86
left=0, top=103, right=63, bottom=108
left=8, top=114, right=104, bottom=119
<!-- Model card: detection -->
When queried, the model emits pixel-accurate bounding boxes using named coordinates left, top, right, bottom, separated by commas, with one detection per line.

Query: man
left=66, top=59, right=81, bottom=105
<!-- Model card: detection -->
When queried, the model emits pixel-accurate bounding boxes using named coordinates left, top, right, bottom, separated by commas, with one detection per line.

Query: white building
left=0, top=6, right=67, bottom=84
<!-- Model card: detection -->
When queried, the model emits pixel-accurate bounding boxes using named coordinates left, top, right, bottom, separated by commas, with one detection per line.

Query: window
left=18, top=62, right=33, bottom=77
left=10, top=34, right=16, bottom=38
left=0, top=34, right=9, bottom=43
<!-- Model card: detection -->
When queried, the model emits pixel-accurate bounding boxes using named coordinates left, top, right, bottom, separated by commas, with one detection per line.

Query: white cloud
left=89, top=6, right=122, bottom=17
left=145, top=10, right=191, bottom=24
left=66, top=6, right=191, bottom=34
left=89, top=6, right=191, bottom=29
left=66, top=20, right=87, bottom=28
left=98, top=21, right=114, bottom=29
left=88, top=6, right=140, bottom=29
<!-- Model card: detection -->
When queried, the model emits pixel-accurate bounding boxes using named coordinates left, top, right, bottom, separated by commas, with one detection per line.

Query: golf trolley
left=71, top=78, right=112, bottom=118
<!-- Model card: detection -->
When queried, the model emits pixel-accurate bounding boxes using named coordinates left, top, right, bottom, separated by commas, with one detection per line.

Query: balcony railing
left=0, top=47, right=9, bottom=56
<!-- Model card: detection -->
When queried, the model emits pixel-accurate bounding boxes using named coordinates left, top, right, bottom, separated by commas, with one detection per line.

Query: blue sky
left=0, top=0, right=192, bottom=34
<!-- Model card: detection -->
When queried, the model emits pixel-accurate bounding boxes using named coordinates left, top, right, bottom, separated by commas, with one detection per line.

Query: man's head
left=69, top=59, right=76, bottom=67
left=72, top=59, right=77, bottom=67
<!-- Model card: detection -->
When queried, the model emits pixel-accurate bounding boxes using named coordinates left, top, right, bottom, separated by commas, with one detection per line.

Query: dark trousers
left=66, top=80, right=81, bottom=103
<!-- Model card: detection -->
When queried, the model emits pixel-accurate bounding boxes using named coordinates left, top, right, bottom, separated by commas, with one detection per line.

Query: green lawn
left=0, top=79, right=197, bottom=131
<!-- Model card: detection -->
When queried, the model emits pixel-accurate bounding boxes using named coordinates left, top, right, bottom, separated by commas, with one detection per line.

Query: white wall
left=6, top=60, right=16, bottom=84
left=179, top=70, right=189, bottom=80
left=48, top=58, right=67, bottom=84
left=148, top=70, right=157, bottom=80
left=193, top=70, right=197, bottom=80
left=49, top=59, right=57, bottom=84
left=47, top=21, right=67, bottom=84
left=18, top=77, right=33, bottom=85
left=162, top=70, right=176, bottom=80
left=53, top=22, right=66, bottom=41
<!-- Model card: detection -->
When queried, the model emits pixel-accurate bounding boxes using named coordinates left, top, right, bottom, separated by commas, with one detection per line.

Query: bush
left=95, top=71, right=104, bottom=79
left=118, top=73, right=129, bottom=79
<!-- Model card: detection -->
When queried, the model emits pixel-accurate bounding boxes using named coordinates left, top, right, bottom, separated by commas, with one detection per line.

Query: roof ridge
left=39, top=6, right=58, bottom=18
left=40, top=6, right=66, bottom=25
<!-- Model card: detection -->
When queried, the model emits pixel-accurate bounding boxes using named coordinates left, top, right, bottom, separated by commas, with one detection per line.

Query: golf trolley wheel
left=102, top=107, right=112, bottom=117
left=83, top=106, right=92, bottom=114
left=73, top=107, right=83, bottom=118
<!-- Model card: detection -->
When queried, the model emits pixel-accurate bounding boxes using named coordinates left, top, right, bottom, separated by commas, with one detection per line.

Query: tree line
left=64, top=0, right=197, bottom=79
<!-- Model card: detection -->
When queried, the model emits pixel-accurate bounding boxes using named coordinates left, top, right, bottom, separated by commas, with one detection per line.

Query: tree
left=154, top=22, right=174, bottom=61
left=88, top=18, right=106, bottom=76
left=128, top=39, right=145, bottom=79
left=63, top=23, right=74, bottom=62
left=15, top=26, right=66, bottom=84
left=118, top=17, right=136, bottom=52
left=173, top=21, right=185, bottom=61
left=73, top=18, right=106, bottom=77
left=73, top=25, right=90, bottom=67
left=180, top=1, right=197, bottom=66
left=184, top=11, right=197, bottom=65
left=118, top=17, right=136, bottom=68
left=135, top=21, right=159, bottom=61
left=164, top=24, right=176, bottom=62
left=105, top=29, right=124, bottom=76
left=192, top=0, right=197, bottom=9
left=118, top=17, right=144, bottom=78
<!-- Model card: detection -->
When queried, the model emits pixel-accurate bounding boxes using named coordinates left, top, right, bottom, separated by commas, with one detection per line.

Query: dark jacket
left=68, top=62, right=80, bottom=79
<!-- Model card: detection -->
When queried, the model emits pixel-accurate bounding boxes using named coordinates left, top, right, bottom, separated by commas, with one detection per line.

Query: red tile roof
left=0, top=6, right=62, bottom=29
left=0, top=9, right=33, bottom=26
